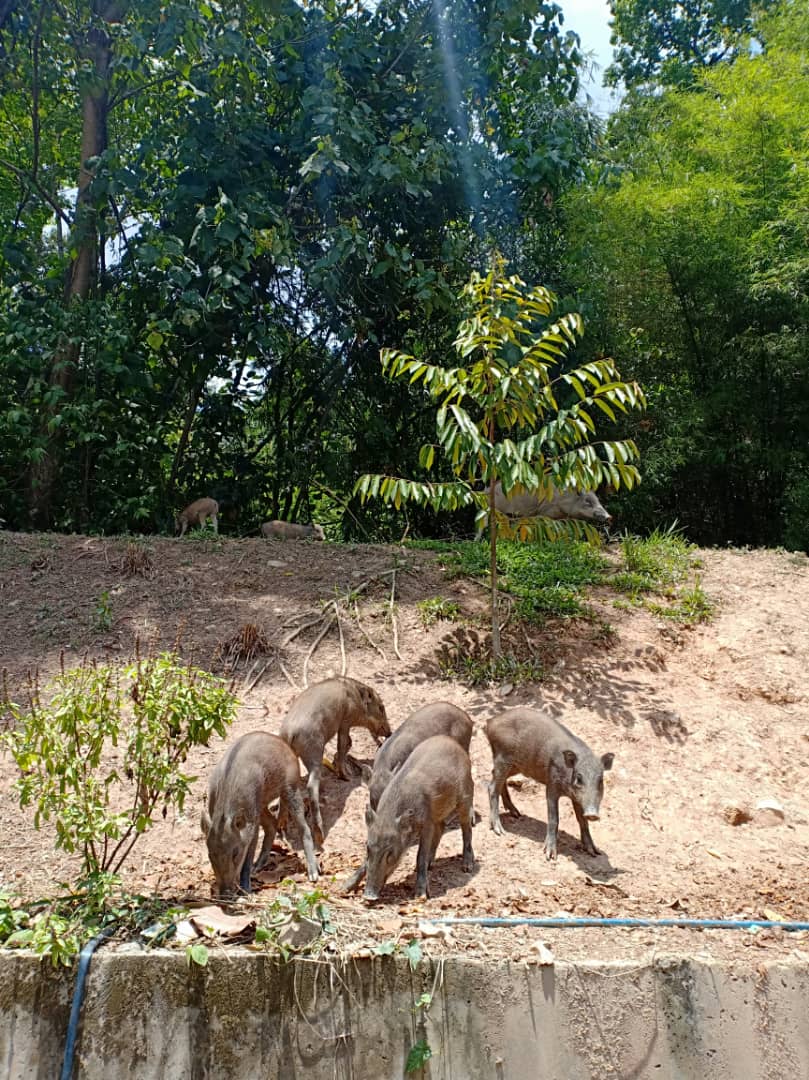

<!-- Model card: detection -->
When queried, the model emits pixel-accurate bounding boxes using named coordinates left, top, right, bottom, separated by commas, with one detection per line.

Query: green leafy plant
left=93, top=589, right=113, bottom=631
left=356, top=261, right=645, bottom=657
left=405, top=1038, right=433, bottom=1074
left=2, top=651, right=236, bottom=879
left=0, top=878, right=179, bottom=967
left=416, top=596, right=461, bottom=627
left=186, top=943, right=210, bottom=968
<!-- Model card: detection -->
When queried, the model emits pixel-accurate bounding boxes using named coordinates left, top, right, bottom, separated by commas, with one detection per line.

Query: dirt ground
left=1, top=530, right=808, bottom=965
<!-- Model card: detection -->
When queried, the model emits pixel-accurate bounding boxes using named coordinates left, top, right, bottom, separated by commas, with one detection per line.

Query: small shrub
left=619, top=526, right=692, bottom=588
left=2, top=651, right=236, bottom=879
left=93, top=589, right=113, bottom=631
left=216, top=622, right=275, bottom=670
left=649, top=575, right=713, bottom=625
left=416, top=597, right=460, bottom=627
left=120, top=542, right=154, bottom=578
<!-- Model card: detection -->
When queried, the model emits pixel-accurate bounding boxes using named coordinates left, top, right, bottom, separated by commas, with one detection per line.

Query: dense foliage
left=566, top=0, right=809, bottom=547
left=0, top=0, right=584, bottom=535
left=0, top=0, right=806, bottom=548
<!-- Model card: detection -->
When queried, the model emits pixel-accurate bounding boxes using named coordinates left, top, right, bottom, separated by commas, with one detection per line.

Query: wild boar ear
left=365, top=804, right=376, bottom=828
left=395, top=808, right=416, bottom=829
left=563, top=749, right=578, bottom=770
left=359, top=763, right=373, bottom=787
left=601, top=753, right=615, bottom=771
left=232, top=812, right=247, bottom=833
left=200, top=808, right=211, bottom=836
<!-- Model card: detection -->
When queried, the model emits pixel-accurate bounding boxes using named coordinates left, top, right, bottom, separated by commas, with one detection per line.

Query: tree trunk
left=488, top=474, right=501, bottom=659
left=28, top=3, right=120, bottom=527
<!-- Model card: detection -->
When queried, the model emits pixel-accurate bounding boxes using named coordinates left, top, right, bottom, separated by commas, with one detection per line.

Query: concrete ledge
left=1, top=950, right=808, bottom=1078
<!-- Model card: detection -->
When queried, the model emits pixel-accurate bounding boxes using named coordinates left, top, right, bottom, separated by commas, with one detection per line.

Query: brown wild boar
left=341, top=703, right=473, bottom=894
left=261, top=520, right=325, bottom=540
left=280, top=677, right=390, bottom=847
left=201, top=731, right=319, bottom=898
left=364, top=735, right=475, bottom=901
left=176, top=497, right=219, bottom=537
left=487, top=708, right=614, bottom=861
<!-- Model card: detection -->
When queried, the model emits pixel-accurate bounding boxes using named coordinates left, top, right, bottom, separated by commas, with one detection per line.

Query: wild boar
left=486, top=708, right=614, bottom=860
left=201, top=731, right=319, bottom=898
left=363, top=735, right=475, bottom=901
left=280, top=677, right=390, bottom=847
left=261, top=520, right=325, bottom=541
left=176, top=497, right=219, bottom=537
left=341, top=702, right=473, bottom=893
left=493, top=481, right=611, bottom=524
left=365, top=702, right=473, bottom=810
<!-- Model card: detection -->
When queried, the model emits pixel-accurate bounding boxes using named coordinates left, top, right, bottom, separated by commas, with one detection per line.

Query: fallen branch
left=279, top=659, right=300, bottom=691
left=303, top=612, right=336, bottom=688
left=353, top=600, right=386, bottom=661
left=388, top=567, right=403, bottom=662
left=243, top=659, right=271, bottom=695
left=335, top=603, right=347, bottom=677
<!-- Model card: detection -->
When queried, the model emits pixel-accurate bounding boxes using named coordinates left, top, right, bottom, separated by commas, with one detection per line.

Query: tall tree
left=566, top=1, right=809, bottom=545
left=606, top=0, right=772, bottom=89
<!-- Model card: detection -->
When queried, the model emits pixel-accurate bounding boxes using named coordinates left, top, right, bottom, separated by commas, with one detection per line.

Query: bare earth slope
left=1, top=533, right=807, bottom=963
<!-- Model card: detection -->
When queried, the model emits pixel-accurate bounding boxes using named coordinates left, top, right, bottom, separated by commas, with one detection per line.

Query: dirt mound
left=1, top=532, right=808, bottom=962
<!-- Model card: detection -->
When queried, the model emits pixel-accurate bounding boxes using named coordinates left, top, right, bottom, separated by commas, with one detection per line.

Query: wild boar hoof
left=544, top=846, right=558, bottom=861
left=491, top=819, right=504, bottom=836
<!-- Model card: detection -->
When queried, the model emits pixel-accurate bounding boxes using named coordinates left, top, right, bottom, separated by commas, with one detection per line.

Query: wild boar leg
left=573, top=802, right=601, bottom=857
left=458, top=799, right=475, bottom=872
left=284, top=786, right=320, bottom=881
left=239, top=826, right=261, bottom=893
left=544, top=788, right=561, bottom=861
left=500, top=782, right=521, bottom=818
left=210, top=513, right=218, bottom=534
left=254, top=808, right=279, bottom=872
left=426, top=822, right=446, bottom=868
left=334, top=727, right=355, bottom=780
left=488, top=757, right=515, bottom=835
left=414, top=822, right=438, bottom=898
left=305, top=762, right=326, bottom=849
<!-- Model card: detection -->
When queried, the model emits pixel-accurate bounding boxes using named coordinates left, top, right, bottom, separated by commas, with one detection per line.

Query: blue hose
left=60, top=926, right=116, bottom=1080
left=422, top=916, right=809, bottom=931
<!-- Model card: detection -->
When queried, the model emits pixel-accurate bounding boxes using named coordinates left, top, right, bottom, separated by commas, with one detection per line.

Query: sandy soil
left=1, top=531, right=808, bottom=964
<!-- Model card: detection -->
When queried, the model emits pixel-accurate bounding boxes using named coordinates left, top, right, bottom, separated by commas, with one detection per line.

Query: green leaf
left=186, top=943, right=209, bottom=968
left=404, top=938, right=422, bottom=970
left=405, top=1039, right=433, bottom=1073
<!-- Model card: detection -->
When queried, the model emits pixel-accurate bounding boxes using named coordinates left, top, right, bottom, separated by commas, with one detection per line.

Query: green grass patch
left=407, top=538, right=606, bottom=622
left=416, top=596, right=461, bottom=627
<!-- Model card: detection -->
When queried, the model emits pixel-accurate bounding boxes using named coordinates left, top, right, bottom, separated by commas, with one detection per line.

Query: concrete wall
left=1, top=950, right=808, bottom=1079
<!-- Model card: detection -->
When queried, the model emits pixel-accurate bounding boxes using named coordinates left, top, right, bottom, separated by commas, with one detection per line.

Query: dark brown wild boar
left=341, top=703, right=473, bottom=893
left=363, top=735, right=475, bottom=901
left=176, top=497, right=219, bottom=537
left=201, top=731, right=319, bottom=898
left=261, top=520, right=325, bottom=540
left=486, top=708, right=614, bottom=861
left=280, top=677, right=390, bottom=847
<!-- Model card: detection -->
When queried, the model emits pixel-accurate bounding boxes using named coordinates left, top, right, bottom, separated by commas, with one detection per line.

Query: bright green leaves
left=1, top=654, right=236, bottom=879
left=356, top=261, right=645, bottom=654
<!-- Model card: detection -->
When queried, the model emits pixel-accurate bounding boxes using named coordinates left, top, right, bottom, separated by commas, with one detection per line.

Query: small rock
left=723, top=803, right=753, bottom=826
left=529, top=941, right=555, bottom=966
left=755, top=798, right=785, bottom=826
left=277, top=916, right=322, bottom=950
left=266, top=559, right=286, bottom=568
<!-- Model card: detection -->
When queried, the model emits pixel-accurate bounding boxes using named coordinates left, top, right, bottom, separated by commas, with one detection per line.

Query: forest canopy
left=0, top=0, right=806, bottom=549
